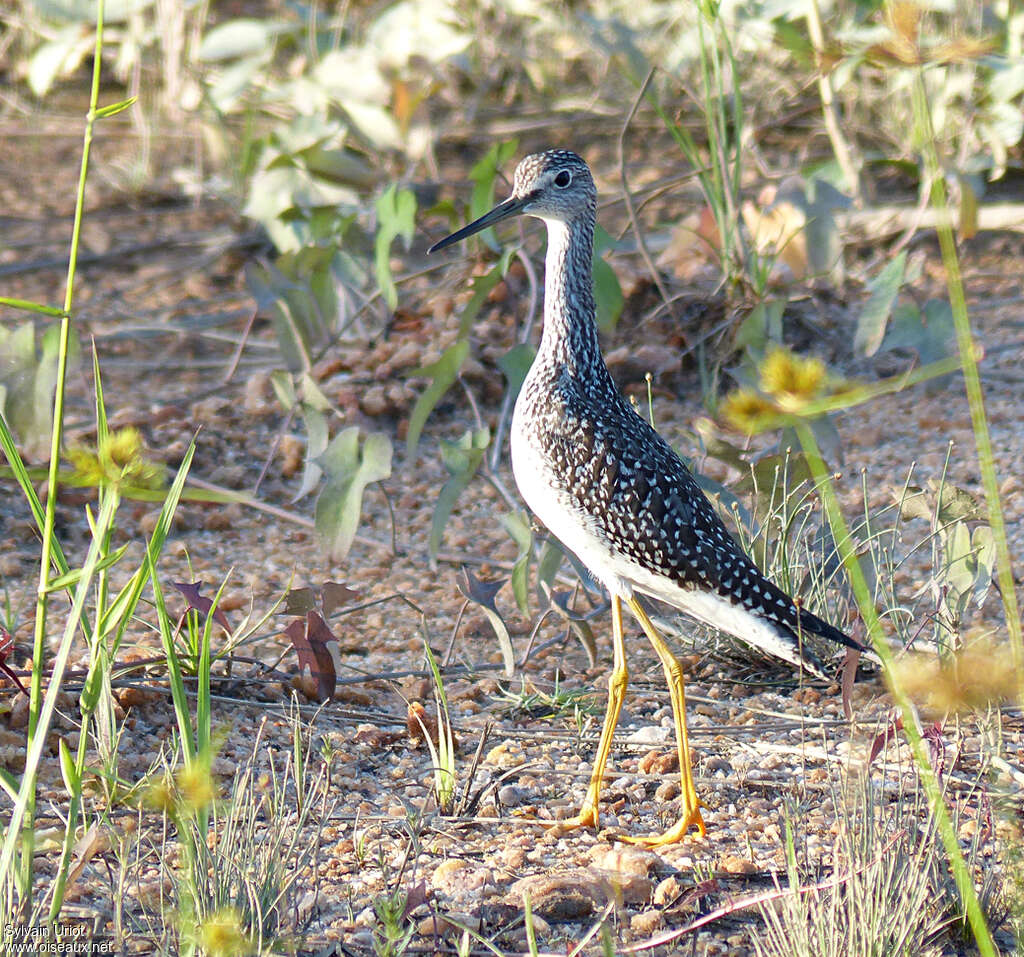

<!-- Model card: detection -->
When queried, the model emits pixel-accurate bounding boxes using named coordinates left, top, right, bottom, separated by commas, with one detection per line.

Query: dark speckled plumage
left=437, top=150, right=862, bottom=676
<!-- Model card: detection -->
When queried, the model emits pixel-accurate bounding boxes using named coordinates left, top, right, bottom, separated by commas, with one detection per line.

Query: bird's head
left=429, top=150, right=596, bottom=253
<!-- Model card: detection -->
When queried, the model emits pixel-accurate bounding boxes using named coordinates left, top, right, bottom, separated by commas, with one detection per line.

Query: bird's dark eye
left=554, top=170, right=572, bottom=188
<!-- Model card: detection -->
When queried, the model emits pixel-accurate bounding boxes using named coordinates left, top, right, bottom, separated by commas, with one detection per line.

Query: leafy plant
left=414, top=640, right=458, bottom=816
left=645, top=2, right=770, bottom=294
left=0, top=322, right=70, bottom=462
left=902, top=479, right=996, bottom=652
left=430, top=428, right=491, bottom=560
left=315, top=427, right=393, bottom=562
left=147, top=716, right=331, bottom=955
left=371, top=887, right=416, bottom=957
left=375, top=186, right=418, bottom=310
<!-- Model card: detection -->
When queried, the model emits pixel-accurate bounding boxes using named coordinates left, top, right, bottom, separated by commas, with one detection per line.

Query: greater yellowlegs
left=429, top=150, right=862, bottom=845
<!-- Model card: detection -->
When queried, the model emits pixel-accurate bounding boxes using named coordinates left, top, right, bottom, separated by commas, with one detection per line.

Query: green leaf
left=593, top=226, right=623, bottom=332
left=374, top=185, right=417, bottom=310
left=469, top=140, right=519, bottom=248
left=315, top=429, right=393, bottom=561
left=302, top=147, right=377, bottom=188
left=429, top=429, right=490, bottom=560
left=937, top=522, right=995, bottom=619
left=293, top=405, right=329, bottom=502
left=0, top=767, right=18, bottom=803
left=94, top=97, right=136, bottom=119
left=456, top=262, right=504, bottom=339
left=405, top=340, right=470, bottom=457
left=198, top=19, right=278, bottom=62
left=78, top=663, right=103, bottom=714
left=298, top=372, right=331, bottom=412
left=502, top=511, right=533, bottom=614
left=0, top=297, right=65, bottom=317
left=881, top=299, right=955, bottom=369
left=497, top=343, right=536, bottom=407
left=854, top=251, right=906, bottom=357
left=733, top=299, right=785, bottom=355
left=45, top=544, right=130, bottom=592
left=58, top=738, right=80, bottom=796
left=535, top=539, right=564, bottom=604
left=28, top=24, right=91, bottom=97
left=207, top=50, right=272, bottom=113
left=902, top=481, right=985, bottom=525
left=0, top=320, right=74, bottom=462
left=268, top=369, right=297, bottom=411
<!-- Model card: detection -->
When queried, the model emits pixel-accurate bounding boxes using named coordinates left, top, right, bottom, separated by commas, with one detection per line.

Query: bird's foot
left=544, top=803, right=600, bottom=833
left=618, top=803, right=707, bottom=846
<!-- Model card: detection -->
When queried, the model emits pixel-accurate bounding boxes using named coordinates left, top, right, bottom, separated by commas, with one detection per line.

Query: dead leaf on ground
left=172, top=580, right=232, bottom=631
left=284, top=611, right=338, bottom=701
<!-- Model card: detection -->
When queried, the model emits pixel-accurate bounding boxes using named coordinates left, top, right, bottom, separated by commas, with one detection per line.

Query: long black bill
left=428, top=194, right=531, bottom=254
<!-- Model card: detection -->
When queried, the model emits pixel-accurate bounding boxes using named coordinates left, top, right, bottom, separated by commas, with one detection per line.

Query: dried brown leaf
left=172, top=581, right=231, bottom=631
left=283, top=611, right=337, bottom=701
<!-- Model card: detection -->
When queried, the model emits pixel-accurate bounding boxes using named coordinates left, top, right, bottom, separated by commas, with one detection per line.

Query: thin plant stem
left=0, top=493, right=119, bottom=890
left=22, top=0, right=107, bottom=906
left=911, top=69, right=1023, bottom=685
left=793, top=420, right=996, bottom=957
left=806, top=0, right=861, bottom=200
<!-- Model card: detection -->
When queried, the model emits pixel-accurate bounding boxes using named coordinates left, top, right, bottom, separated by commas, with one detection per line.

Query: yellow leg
left=553, top=594, right=629, bottom=832
left=620, top=597, right=706, bottom=845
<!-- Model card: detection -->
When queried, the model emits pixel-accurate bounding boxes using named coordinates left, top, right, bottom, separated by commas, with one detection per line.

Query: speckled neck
left=537, top=215, right=606, bottom=384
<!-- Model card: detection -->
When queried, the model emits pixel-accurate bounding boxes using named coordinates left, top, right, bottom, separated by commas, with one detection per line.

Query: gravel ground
left=1, top=119, right=1022, bottom=955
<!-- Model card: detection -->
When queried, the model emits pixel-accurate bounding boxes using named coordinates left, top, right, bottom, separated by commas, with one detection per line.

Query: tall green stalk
left=21, top=0, right=109, bottom=905
left=793, top=421, right=996, bottom=956
left=910, top=70, right=1023, bottom=684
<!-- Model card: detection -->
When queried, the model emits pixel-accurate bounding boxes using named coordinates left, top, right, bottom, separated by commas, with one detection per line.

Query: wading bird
left=429, top=150, right=861, bottom=844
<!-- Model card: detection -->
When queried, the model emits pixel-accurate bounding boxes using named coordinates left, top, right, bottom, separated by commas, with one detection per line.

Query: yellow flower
left=68, top=427, right=164, bottom=490
left=68, top=446, right=106, bottom=487
left=144, top=779, right=177, bottom=815
left=720, top=389, right=776, bottom=432
left=176, top=761, right=217, bottom=813
left=759, top=347, right=826, bottom=408
left=198, top=907, right=251, bottom=957
left=894, top=637, right=1020, bottom=714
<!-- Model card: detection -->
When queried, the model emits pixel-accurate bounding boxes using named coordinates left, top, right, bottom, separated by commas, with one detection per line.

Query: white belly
left=509, top=396, right=803, bottom=666
left=510, top=413, right=632, bottom=596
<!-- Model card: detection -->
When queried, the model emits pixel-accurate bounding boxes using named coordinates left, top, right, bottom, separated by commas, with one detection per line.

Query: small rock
left=485, top=740, right=523, bottom=768
left=655, top=780, right=680, bottom=802
left=0, top=553, right=22, bottom=576
left=718, top=854, right=758, bottom=875
left=510, top=872, right=599, bottom=919
left=243, top=372, right=273, bottom=414
left=503, top=912, right=551, bottom=947
left=278, top=434, right=304, bottom=478
left=8, top=694, right=30, bottom=729
left=639, top=749, right=679, bottom=775
left=653, top=875, right=682, bottom=906
left=590, top=845, right=656, bottom=878
left=596, top=869, right=653, bottom=904
left=498, top=784, right=527, bottom=807
left=114, top=686, right=161, bottom=709
left=351, top=725, right=402, bottom=749
left=204, top=502, right=244, bottom=531
left=386, top=340, right=423, bottom=372
left=630, top=909, right=663, bottom=935
left=417, top=911, right=481, bottom=938
left=432, top=858, right=469, bottom=891
left=360, top=384, right=390, bottom=416
left=624, top=726, right=669, bottom=745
